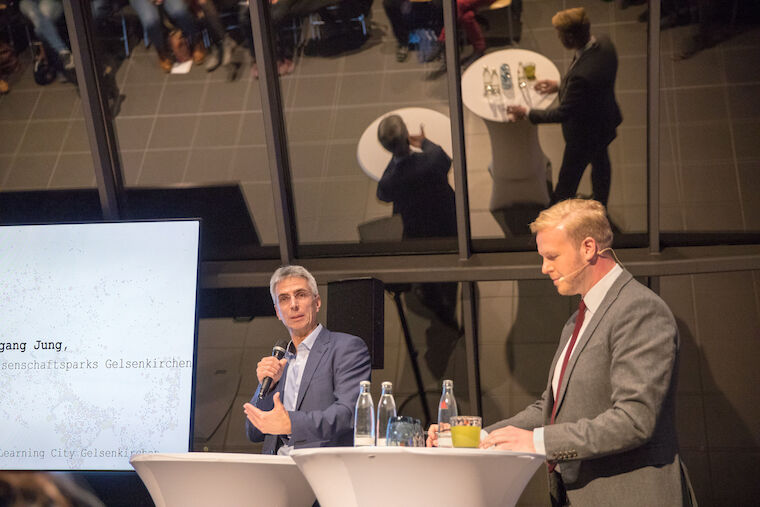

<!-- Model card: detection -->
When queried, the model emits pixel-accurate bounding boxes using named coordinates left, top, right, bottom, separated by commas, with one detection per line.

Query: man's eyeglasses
left=278, top=290, right=314, bottom=305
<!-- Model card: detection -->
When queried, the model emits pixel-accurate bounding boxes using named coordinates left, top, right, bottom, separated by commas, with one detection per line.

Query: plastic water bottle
left=354, top=380, right=375, bottom=447
left=482, top=65, right=492, bottom=95
left=500, top=63, right=512, bottom=90
left=376, top=381, right=397, bottom=446
left=437, top=379, right=458, bottom=448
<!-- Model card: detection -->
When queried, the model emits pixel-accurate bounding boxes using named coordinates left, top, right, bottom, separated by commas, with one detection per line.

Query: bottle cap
left=442, top=379, right=453, bottom=388
left=360, top=380, right=371, bottom=388
left=381, top=381, right=393, bottom=389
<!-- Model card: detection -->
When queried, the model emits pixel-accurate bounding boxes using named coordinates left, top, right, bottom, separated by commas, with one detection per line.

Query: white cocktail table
left=462, top=48, right=561, bottom=210
left=290, top=446, right=544, bottom=507
left=130, top=452, right=315, bottom=507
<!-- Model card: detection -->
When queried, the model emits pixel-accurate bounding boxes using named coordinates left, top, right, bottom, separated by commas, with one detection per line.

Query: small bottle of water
left=354, top=380, right=375, bottom=447
left=376, top=381, right=397, bottom=446
left=437, top=379, right=458, bottom=448
left=500, top=63, right=512, bottom=90
left=482, top=65, right=492, bottom=95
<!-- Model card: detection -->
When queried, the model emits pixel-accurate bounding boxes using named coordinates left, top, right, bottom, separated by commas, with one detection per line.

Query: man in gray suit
left=428, top=199, right=694, bottom=506
left=244, top=265, right=371, bottom=454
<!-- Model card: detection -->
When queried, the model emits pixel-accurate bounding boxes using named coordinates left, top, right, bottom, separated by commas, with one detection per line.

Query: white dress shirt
left=533, top=263, right=623, bottom=456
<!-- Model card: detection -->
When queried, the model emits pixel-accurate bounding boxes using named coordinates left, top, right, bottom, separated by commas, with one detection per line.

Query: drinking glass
left=450, top=416, right=482, bottom=448
left=386, top=416, right=418, bottom=447
left=524, top=61, right=536, bottom=80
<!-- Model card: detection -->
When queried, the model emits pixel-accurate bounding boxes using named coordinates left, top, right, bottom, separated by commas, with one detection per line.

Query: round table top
left=291, top=446, right=544, bottom=459
left=129, top=452, right=296, bottom=465
left=461, top=48, right=560, bottom=122
left=357, top=107, right=453, bottom=181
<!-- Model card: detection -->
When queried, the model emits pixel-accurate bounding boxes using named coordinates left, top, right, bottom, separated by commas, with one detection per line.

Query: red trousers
left=438, top=0, right=495, bottom=53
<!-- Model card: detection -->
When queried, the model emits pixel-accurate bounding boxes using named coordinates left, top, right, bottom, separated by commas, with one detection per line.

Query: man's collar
left=575, top=35, right=597, bottom=60
left=288, top=323, right=322, bottom=354
left=582, top=263, right=623, bottom=313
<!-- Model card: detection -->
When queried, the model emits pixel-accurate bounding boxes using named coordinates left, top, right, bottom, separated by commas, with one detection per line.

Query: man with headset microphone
left=243, top=265, right=371, bottom=455
left=427, top=199, right=695, bottom=506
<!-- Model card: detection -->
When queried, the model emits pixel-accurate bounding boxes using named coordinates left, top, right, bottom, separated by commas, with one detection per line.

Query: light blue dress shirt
left=278, top=324, right=322, bottom=455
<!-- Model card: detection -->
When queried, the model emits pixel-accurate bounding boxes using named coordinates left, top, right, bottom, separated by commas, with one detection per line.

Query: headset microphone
left=557, top=261, right=589, bottom=282
left=556, top=247, right=614, bottom=282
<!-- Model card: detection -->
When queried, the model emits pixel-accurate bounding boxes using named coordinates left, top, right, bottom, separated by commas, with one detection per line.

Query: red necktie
left=550, top=299, right=586, bottom=425
left=547, top=300, right=586, bottom=473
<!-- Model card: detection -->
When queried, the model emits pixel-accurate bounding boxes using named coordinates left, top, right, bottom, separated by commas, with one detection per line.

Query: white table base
left=485, top=119, right=551, bottom=211
left=291, top=447, right=544, bottom=507
left=130, top=452, right=315, bottom=507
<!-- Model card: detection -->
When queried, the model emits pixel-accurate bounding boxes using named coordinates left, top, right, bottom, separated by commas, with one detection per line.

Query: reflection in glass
left=98, top=0, right=278, bottom=251
left=281, top=0, right=453, bottom=251
left=0, top=0, right=97, bottom=223
left=466, top=1, right=650, bottom=239
left=658, top=0, right=760, bottom=231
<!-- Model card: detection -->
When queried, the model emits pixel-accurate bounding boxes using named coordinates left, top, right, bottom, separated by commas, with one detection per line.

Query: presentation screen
left=0, top=220, right=200, bottom=471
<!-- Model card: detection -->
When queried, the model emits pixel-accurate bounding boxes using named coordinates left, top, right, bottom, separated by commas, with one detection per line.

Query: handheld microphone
left=258, top=341, right=288, bottom=401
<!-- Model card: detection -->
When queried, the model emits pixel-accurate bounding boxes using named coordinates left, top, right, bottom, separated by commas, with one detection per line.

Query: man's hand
left=408, top=124, right=426, bottom=149
left=534, top=79, right=558, bottom=94
left=256, top=356, right=287, bottom=385
left=243, top=392, right=292, bottom=435
left=426, top=423, right=439, bottom=447
left=479, top=425, right=535, bottom=452
left=507, top=105, right=528, bottom=121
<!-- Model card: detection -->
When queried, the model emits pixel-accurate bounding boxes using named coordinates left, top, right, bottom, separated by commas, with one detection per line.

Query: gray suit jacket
left=487, top=270, right=690, bottom=506
left=246, top=327, right=371, bottom=454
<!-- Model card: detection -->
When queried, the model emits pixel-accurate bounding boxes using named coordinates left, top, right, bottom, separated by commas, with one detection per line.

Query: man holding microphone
left=244, top=265, right=371, bottom=455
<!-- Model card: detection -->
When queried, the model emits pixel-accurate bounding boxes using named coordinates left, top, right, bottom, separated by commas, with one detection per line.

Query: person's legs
left=129, top=0, right=172, bottom=70
left=437, top=0, right=492, bottom=65
left=589, top=146, right=612, bottom=206
left=163, top=0, right=198, bottom=43
left=163, top=0, right=205, bottom=64
left=20, top=0, right=68, bottom=54
left=457, top=0, right=491, bottom=54
left=200, top=0, right=226, bottom=44
left=129, top=0, right=164, bottom=52
left=551, top=143, right=591, bottom=204
left=383, top=0, right=410, bottom=45
left=196, top=0, right=227, bottom=71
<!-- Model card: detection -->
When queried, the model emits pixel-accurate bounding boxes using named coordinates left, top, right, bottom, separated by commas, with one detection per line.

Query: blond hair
left=551, top=7, right=591, bottom=45
left=530, top=199, right=613, bottom=249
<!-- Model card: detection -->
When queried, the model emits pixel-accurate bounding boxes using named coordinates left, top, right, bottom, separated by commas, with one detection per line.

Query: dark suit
left=246, top=327, right=371, bottom=454
left=487, top=270, right=693, bottom=506
left=376, top=138, right=456, bottom=239
left=529, top=35, right=623, bottom=206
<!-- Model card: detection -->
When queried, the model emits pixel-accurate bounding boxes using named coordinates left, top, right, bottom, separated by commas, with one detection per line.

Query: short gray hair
left=269, top=265, right=319, bottom=303
left=377, top=114, right=409, bottom=155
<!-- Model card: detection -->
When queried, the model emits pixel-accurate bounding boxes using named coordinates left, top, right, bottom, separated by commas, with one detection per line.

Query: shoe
left=158, top=55, right=173, bottom=73
left=192, top=42, right=207, bottom=65
left=0, top=79, right=8, bottom=94
left=427, top=58, right=447, bottom=79
left=205, top=43, right=222, bottom=72
left=58, top=49, right=75, bottom=71
left=396, top=44, right=409, bottom=62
